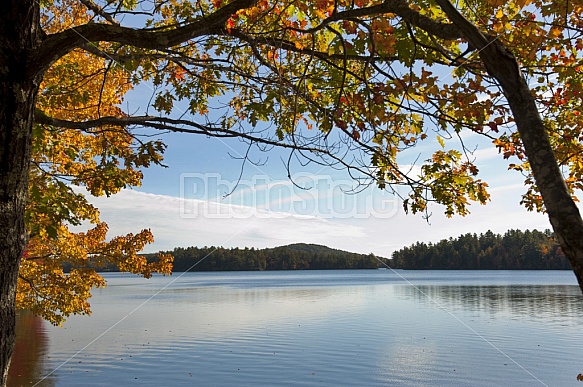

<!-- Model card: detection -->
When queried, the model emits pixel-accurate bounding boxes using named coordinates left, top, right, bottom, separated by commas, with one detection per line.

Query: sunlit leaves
left=415, top=150, right=490, bottom=217
left=23, top=1, right=173, bottom=324
left=18, top=222, right=173, bottom=325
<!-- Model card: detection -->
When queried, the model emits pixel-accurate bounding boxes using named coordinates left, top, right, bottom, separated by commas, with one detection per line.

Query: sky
left=65, top=7, right=562, bottom=258
left=84, top=106, right=553, bottom=258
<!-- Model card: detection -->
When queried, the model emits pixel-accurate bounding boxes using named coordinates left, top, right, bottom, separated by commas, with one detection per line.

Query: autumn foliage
left=16, top=0, right=583, bottom=323
left=19, top=1, right=173, bottom=325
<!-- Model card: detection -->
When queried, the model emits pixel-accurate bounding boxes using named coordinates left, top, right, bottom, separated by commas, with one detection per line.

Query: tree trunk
left=436, top=0, right=583, bottom=292
left=500, top=71, right=583, bottom=291
left=479, top=48, right=583, bottom=293
left=0, top=2, right=41, bottom=386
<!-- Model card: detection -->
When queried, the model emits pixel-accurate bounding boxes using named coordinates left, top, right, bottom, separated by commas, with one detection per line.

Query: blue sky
left=51, top=0, right=570, bottom=260
left=85, top=109, right=552, bottom=257
left=69, top=13, right=561, bottom=257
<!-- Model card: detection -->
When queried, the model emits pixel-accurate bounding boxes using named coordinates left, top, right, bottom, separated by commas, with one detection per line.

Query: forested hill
left=391, top=229, right=571, bottom=270
left=279, top=243, right=348, bottom=254
left=165, top=243, right=381, bottom=272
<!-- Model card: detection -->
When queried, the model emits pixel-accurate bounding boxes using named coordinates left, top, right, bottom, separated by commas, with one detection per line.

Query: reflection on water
left=396, top=284, right=583, bottom=325
left=11, top=271, right=583, bottom=386
left=8, top=311, right=52, bottom=387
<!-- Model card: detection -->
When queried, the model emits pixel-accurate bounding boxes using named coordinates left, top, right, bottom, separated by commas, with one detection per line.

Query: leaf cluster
left=27, top=0, right=583, bottom=321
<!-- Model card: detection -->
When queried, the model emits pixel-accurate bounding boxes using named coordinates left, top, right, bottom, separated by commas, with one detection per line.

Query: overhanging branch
left=32, top=0, right=258, bottom=76
left=35, top=109, right=331, bottom=153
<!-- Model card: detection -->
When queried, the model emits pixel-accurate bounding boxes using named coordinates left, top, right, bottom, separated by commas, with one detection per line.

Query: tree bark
left=0, top=2, right=41, bottom=386
left=436, top=0, right=583, bottom=292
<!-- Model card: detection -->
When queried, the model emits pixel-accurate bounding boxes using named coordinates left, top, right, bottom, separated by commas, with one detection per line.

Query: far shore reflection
left=8, top=270, right=583, bottom=387
left=396, top=284, right=583, bottom=323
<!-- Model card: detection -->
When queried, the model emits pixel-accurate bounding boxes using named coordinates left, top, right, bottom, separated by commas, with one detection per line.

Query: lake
left=8, top=270, right=583, bottom=386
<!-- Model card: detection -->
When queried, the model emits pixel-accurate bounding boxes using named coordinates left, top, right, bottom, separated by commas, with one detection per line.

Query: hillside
left=275, top=243, right=351, bottom=254
left=164, top=244, right=383, bottom=272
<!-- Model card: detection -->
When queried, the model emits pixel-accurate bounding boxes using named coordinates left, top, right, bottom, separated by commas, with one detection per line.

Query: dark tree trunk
left=436, top=0, right=583, bottom=292
left=479, top=45, right=583, bottom=293
left=498, top=65, right=583, bottom=290
left=0, top=2, right=41, bottom=386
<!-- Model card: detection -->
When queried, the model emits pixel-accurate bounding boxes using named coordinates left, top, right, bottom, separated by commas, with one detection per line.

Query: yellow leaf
left=437, top=136, right=445, bottom=148
left=514, top=0, right=532, bottom=9
left=549, top=27, right=562, bottom=38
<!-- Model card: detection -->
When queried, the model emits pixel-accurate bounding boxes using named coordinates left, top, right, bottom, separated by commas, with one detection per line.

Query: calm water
left=8, top=270, right=583, bottom=387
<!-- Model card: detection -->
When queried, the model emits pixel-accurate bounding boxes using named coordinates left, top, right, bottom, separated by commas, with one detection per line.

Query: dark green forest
left=93, top=229, right=572, bottom=273
left=164, top=243, right=380, bottom=272
left=391, top=229, right=570, bottom=270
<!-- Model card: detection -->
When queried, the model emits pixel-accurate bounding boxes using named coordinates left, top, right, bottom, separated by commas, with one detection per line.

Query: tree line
left=159, top=243, right=380, bottom=272
left=391, top=229, right=570, bottom=270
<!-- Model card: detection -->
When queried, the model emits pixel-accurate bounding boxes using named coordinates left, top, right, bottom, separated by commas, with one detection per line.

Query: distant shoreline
left=88, top=231, right=573, bottom=273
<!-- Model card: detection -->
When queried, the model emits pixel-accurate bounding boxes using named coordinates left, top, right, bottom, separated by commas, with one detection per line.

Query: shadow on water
left=7, top=311, right=54, bottom=387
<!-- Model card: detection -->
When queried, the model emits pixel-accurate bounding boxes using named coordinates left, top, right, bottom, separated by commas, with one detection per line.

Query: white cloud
left=79, top=179, right=553, bottom=260
left=84, top=189, right=367, bottom=253
left=470, top=147, right=500, bottom=161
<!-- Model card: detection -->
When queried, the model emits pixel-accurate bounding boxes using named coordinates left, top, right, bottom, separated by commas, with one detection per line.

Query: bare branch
left=35, top=108, right=326, bottom=152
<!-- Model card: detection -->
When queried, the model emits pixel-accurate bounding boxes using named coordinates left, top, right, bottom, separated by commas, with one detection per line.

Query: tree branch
left=79, top=0, right=120, bottom=26
left=297, top=0, right=462, bottom=40
left=433, top=0, right=521, bottom=90
left=34, top=109, right=329, bottom=152
left=383, top=0, right=463, bottom=40
left=31, top=0, right=257, bottom=76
